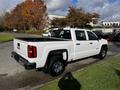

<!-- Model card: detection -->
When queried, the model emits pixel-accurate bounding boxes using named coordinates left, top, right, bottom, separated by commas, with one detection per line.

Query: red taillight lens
left=28, top=45, right=37, bottom=58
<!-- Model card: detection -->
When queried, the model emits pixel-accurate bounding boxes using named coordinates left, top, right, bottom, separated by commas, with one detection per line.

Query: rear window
left=51, top=30, right=71, bottom=39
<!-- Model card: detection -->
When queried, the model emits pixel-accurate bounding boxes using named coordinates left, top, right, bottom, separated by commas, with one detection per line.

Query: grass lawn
left=38, top=55, right=120, bottom=90
left=0, top=34, right=14, bottom=43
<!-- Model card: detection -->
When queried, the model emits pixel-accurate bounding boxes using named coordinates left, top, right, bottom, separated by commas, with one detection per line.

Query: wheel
left=48, top=55, right=65, bottom=76
left=98, top=47, right=107, bottom=59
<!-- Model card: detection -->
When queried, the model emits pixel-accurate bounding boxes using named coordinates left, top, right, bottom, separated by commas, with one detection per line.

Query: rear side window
left=51, top=30, right=71, bottom=39
left=87, top=31, right=98, bottom=40
left=75, top=30, right=86, bottom=40
left=59, top=30, right=71, bottom=39
left=51, top=30, right=61, bottom=37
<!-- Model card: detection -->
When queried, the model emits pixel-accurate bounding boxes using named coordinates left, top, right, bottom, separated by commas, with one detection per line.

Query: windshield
left=51, top=29, right=71, bottom=39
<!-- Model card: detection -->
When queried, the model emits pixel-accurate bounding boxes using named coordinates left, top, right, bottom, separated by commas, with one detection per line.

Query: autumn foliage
left=4, top=0, right=48, bottom=30
left=51, top=18, right=67, bottom=28
left=51, top=7, right=99, bottom=28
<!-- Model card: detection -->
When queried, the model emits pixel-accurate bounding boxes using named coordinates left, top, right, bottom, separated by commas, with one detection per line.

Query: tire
left=48, top=55, right=65, bottom=76
left=98, top=47, right=107, bottom=59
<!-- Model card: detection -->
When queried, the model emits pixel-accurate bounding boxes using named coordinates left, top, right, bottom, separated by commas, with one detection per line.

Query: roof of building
left=48, top=15, right=65, bottom=20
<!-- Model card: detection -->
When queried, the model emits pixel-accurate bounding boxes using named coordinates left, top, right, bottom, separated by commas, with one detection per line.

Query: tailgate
left=14, top=39, right=28, bottom=58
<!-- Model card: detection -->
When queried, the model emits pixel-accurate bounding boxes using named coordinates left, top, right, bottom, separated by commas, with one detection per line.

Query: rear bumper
left=11, top=52, right=36, bottom=70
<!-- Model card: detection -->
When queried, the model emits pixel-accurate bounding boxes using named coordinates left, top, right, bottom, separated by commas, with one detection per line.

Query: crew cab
left=12, top=28, right=108, bottom=76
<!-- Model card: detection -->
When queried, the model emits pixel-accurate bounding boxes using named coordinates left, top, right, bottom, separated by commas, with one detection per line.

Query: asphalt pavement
left=0, top=38, right=120, bottom=90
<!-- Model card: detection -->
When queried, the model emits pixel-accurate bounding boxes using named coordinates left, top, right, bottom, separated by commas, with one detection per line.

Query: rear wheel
left=48, top=55, right=65, bottom=76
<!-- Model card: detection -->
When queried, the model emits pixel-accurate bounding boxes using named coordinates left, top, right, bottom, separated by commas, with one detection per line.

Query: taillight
left=28, top=45, right=37, bottom=58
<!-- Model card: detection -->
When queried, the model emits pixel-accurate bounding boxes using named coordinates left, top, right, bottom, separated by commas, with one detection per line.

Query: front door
left=87, top=31, right=100, bottom=56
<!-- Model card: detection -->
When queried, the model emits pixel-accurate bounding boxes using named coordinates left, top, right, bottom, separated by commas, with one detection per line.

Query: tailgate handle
left=89, top=42, right=93, bottom=44
left=17, top=43, right=20, bottom=49
left=76, top=43, right=80, bottom=45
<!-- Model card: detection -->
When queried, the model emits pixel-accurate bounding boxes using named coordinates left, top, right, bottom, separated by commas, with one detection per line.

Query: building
left=102, top=21, right=120, bottom=27
left=47, top=15, right=65, bottom=28
left=48, top=15, right=120, bottom=33
left=92, top=21, right=120, bottom=33
left=48, top=15, right=65, bottom=20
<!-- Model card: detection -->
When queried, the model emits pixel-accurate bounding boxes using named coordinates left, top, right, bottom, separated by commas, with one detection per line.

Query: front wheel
left=98, top=47, right=107, bottom=59
left=48, top=56, right=65, bottom=76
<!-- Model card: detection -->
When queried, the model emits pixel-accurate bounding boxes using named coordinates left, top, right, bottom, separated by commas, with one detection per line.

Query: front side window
left=87, top=31, right=98, bottom=40
left=75, top=30, right=86, bottom=40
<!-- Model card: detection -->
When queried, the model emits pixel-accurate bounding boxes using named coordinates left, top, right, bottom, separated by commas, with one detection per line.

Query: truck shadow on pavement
left=58, top=72, right=81, bottom=90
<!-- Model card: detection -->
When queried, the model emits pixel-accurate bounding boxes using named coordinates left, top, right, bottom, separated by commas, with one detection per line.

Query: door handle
left=76, top=43, right=80, bottom=45
left=89, top=42, right=93, bottom=44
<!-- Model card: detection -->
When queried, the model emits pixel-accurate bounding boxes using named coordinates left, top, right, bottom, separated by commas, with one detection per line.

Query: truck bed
left=16, top=37, right=70, bottom=42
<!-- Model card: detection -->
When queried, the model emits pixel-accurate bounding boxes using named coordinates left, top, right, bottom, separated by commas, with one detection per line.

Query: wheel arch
left=101, top=44, right=108, bottom=51
left=43, top=49, right=68, bottom=70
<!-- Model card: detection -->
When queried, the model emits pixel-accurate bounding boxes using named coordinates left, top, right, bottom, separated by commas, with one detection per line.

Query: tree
left=51, top=7, right=100, bottom=28
left=66, top=7, right=100, bottom=28
left=0, top=15, right=5, bottom=31
left=91, top=13, right=100, bottom=24
left=51, top=18, right=67, bottom=28
left=4, top=0, right=48, bottom=30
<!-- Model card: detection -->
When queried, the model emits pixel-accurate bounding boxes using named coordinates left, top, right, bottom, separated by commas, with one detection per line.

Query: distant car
left=42, top=30, right=51, bottom=37
left=112, top=32, right=120, bottom=42
left=93, top=30, right=104, bottom=39
left=103, top=33, right=113, bottom=41
left=93, top=31, right=113, bottom=41
left=13, top=29, right=17, bottom=32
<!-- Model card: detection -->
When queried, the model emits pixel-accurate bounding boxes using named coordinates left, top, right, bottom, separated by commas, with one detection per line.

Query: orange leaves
left=4, top=0, right=48, bottom=30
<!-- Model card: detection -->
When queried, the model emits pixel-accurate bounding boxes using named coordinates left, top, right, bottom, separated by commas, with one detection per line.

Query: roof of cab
left=52, top=27, right=90, bottom=31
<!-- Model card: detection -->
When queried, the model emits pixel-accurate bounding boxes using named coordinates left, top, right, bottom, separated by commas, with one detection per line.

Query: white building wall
left=93, top=27, right=120, bottom=33
left=102, top=21, right=120, bottom=27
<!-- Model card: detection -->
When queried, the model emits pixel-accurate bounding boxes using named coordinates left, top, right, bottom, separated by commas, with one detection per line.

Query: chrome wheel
left=49, top=55, right=65, bottom=76
left=53, top=61, right=63, bottom=73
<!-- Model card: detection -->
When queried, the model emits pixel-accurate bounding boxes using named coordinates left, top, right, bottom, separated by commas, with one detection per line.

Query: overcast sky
left=0, top=0, right=120, bottom=21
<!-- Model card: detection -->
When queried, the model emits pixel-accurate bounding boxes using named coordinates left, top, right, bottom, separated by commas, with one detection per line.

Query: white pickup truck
left=12, top=28, right=108, bottom=76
